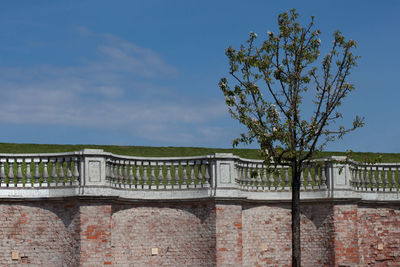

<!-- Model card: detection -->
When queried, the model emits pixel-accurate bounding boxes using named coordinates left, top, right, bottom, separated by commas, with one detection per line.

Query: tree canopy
left=219, top=9, right=363, bottom=167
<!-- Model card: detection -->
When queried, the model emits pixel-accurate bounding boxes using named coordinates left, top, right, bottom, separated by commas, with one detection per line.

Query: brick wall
left=242, top=202, right=334, bottom=267
left=357, top=204, right=400, bottom=266
left=80, top=203, right=112, bottom=266
left=111, top=201, right=216, bottom=267
left=215, top=203, right=242, bottom=266
left=332, top=204, right=360, bottom=265
left=0, top=200, right=80, bottom=266
left=0, top=199, right=399, bottom=266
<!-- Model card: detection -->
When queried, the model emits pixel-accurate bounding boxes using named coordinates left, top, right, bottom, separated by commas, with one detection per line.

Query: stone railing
left=0, top=152, right=81, bottom=188
left=349, top=162, right=400, bottom=192
left=0, top=149, right=398, bottom=201
left=235, top=158, right=328, bottom=191
left=106, top=154, right=211, bottom=189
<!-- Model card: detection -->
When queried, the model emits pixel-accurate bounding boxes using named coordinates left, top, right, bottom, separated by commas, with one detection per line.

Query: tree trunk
left=291, top=163, right=301, bottom=267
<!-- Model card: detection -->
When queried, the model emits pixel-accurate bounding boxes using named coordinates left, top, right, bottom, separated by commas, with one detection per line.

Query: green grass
left=0, top=142, right=399, bottom=162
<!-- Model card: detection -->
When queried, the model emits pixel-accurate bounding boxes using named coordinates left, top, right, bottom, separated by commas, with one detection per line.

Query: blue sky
left=0, top=1, right=399, bottom=152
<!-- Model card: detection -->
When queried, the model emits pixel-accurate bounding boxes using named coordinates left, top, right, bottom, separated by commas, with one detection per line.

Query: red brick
left=0, top=199, right=399, bottom=266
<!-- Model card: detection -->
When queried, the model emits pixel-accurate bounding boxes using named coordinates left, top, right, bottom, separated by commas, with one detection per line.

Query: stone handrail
left=349, top=162, right=400, bottom=192
left=235, top=158, right=328, bottom=191
left=0, top=151, right=81, bottom=188
left=0, top=149, right=398, bottom=202
left=106, top=153, right=212, bottom=189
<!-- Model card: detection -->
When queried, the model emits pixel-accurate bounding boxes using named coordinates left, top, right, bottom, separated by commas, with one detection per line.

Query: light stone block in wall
left=88, top=161, right=101, bottom=182
left=220, top=163, right=231, bottom=184
left=84, top=156, right=106, bottom=186
left=213, top=153, right=237, bottom=189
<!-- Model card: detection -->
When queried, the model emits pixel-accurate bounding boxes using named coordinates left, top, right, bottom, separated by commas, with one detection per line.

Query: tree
left=219, top=9, right=363, bottom=266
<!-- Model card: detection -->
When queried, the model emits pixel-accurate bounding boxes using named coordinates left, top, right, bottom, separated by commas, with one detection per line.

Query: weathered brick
left=0, top=199, right=398, bottom=266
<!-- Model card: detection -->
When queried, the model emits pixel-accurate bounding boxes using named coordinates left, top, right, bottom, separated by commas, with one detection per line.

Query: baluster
left=115, top=160, right=120, bottom=185
left=245, top=163, right=251, bottom=189
left=388, top=167, right=394, bottom=191
left=268, top=169, right=274, bottom=190
left=42, top=159, right=49, bottom=186
left=358, top=166, right=364, bottom=190
left=112, top=160, right=117, bottom=185
left=25, top=158, right=32, bottom=187
left=111, top=160, right=117, bottom=184
left=166, top=163, right=172, bottom=189
left=174, top=162, right=180, bottom=188
left=128, top=162, right=134, bottom=188
left=106, top=159, right=113, bottom=182
left=8, top=159, right=15, bottom=186
left=352, top=166, right=360, bottom=189
left=284, top=167, right=289, bottom=190
left=72, top=157, right=80, bottom=184
left=370, top=166, right=377, bottom=191
left=236, top=163, right=243, bottom=187
left=50, top=158, right=57, bottom=186
left=262, top=165, right=268, bottom=190
left=253, top=164, right=259, bottom=189
left=359, top=166, right=364, bottom=190
left=365, top=166, right=370, bottom=190
left=33, top=159, right=41, bottom=186
left=242, top=164, right=247, bottom=188
left=105, top=159, right=111, bottom=181
left=204, top=161, right=211, bottom=186
left=66, top=158, right=72, bottom=185
left=123, top=161, right=128, bottom=187
left=349, top=166, right=354, bottom=187
left=300, top=168, right=304, bottom=190
left=188, top=161, right=195, bottom=188
left=250, top=164, right=256, bottom=189
left=0, top=159, right=6, bottom=186
left=275, top=167, right=282, bottom=190
left=377, top=166, right=382, bottom=191
left=241, top=164, right=247, bottom=188
left=118, top=161, right=124, bottom=186
left=58, top=158, right=64, bottom=185
left=149, top=162, right=156, bottom=189
left=383, top=167, right=388, bottom=191
left=182, top=162, right=188, bottom=188
left=355, top=166, right=360, bottom=189
left=16, top=159, right=23, bottom=186
left=255, top=164, right=262, bottom=190
left=351, top=166, right=357, bottom=189
left=196, top=161, right=202, bottom=187
left=135, top=161, right=142, bottom=188
left=307, top=165, right=313, bottom=190
left=368, top=166, right=374, bottom=191
left=372, top=165, right=377, bottom=190
left=188, top=161, right=196, bottom=188
left=320, top=165, right=327, bottom=188
left=157, top=162, right=164, bottom=189
left=247, top=164, right=253, bottom=189
left=314, top=164, right=321, bottom=187
left=143, top=162, right=149, bottom=188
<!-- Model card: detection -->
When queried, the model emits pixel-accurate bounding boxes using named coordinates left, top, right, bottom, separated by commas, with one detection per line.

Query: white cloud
left=0, top=29, right=228, bottom=145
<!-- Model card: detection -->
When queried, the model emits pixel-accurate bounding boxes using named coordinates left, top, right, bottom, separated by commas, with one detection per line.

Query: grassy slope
left=0, top=143, right=398, bottom=162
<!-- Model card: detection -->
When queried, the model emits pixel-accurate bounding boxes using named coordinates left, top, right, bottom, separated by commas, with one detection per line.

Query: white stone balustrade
left=350, top=162, right=400, bottom=192
left=0, top=149, right=397, bottom=202
left=235, top=159, right=328, bottom=192
left=0, top=152, right=81, bottom=188
left=105, top=156, right=212, bottom=190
